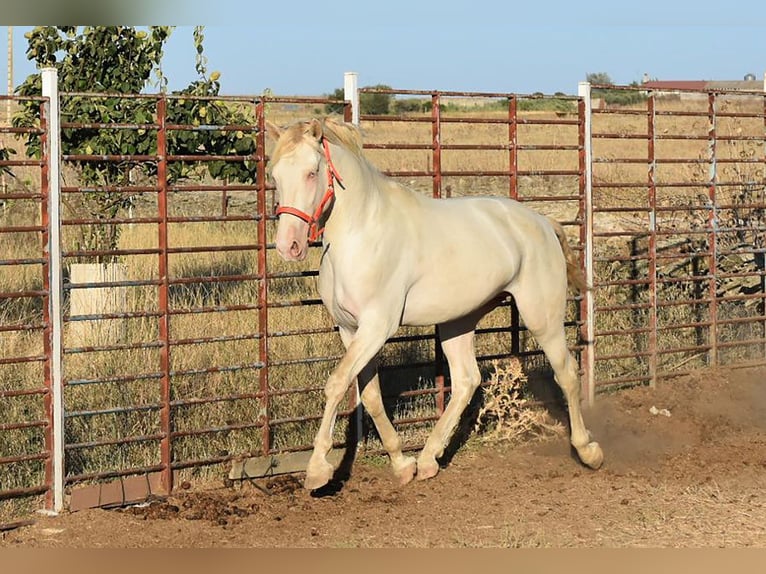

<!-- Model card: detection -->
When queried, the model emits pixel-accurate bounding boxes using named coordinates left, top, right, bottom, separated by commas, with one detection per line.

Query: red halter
left=275, top=138, right=343, bottom=242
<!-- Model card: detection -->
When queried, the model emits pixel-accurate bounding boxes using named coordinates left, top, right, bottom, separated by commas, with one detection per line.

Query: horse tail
left=548, top=217, right=589, bottom=293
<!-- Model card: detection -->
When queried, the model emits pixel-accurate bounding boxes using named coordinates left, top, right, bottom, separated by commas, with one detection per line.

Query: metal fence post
left=577, top=82, right=595, bottom=406
left=156, top=96, right=173, bottom=493
left=344, top=72, right=359, bottom=125
left=707, top=93, right=719, bottom=368
left=41, top=67, right=64, bottom=512
left=647, top=92, right=658, bottom=387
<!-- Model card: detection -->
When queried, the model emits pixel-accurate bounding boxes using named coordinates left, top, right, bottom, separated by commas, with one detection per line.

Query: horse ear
left=307, top=118, right=323, bottom=142
left=264, top=120, right=282, bottom=142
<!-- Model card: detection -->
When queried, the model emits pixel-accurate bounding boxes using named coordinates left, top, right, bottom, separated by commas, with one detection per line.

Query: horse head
left=266, top=118, right=331, bottom=261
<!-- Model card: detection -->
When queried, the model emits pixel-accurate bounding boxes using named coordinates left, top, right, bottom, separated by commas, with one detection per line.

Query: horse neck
left=324, top=143, right=385, bottom=235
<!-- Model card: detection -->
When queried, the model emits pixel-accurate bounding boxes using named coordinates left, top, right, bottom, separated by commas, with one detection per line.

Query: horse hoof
left=394, top=456, right=417, bottom=486
left=415, top=460, right=440, bottom=481
left=577, top=441, right=604, bottom=470
left=304, top=461, right=334, bottom=490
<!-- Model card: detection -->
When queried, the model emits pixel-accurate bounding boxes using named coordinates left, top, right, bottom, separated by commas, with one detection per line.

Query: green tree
left=360, top=84, right=393, bottom=115
left=585, top=72, right=613, bottom=86
left=323, top=87, right=346, bottom=116
left=585, top=72, right=645, bottom=107
left=13, top=26, right=256, bottom=262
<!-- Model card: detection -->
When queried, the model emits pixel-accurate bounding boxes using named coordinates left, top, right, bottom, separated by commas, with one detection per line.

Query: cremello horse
left=266, top=117, right=603, bottom=490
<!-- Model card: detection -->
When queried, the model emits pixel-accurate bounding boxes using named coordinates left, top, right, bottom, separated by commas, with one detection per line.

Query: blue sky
left=2, top=1, right=765, bottom=97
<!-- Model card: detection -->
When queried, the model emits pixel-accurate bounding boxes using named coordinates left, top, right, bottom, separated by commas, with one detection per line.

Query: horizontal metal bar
left=656, top=343, right=711, bottom=356
left=63, top=154, right=158, bottom=162
left=167, top=244, right=258, bottom=255
left=717, top=337, right=766, bottom=349
left=594, top=350, right=652, bottom=362
left=269, top=355, right=342, bottom=368
left=170, top=183, right=260, bottom=192
left=167, top=154, right=253, bottom=162
left=0, top=388, right=47, bottom=399
left=65, top=340, right=164, bottom=355
left=717, top=315, right=766, bottom=327
left=170, top=420, right=264, bottom=439
left=62, top=185, right=159, bottom=194
left=656, top=297, right=711, bottom=308
left=0, top=257, right=46, bottom=266
left=66, top=310, right=163, bottom=321
left=64, top=403, right=162, bottom=418
left=0, top=420, right=47, bottom=432
left=166, top=214, right=260, bottom=224
left=595, top=327, right=652, bottom=337
left=0, top=485, right=49, bottom=501
left=0, top=355, right=46, bottom=366
left=656, top=320, right=712, bottom=331
left=62, top=217, right=160, bottom=226
left=0, top=290, right=46, bottom=299
left=0, top=452, right=48, bottom=465
left=66, top=278, right=160, bottom=290
left=61, top=121, right=157, bottom=130
left=168, top=303, right=261, bottom=316
left=269, top=326, right=337, bottom=338
left=64, top=433, right=164, bottom=451
left=170, top=391, right=263, bottom=408
left=595, top=302, right=652, bottom=312
left=168, top=274, right=260, bottom=285
left=171, top=332, right=262, bottom=346
left=65, top=372, right=164, bottom=387
left=0, top=192, right=43, bottom=200
left=169, top=362, right=265, bottom=378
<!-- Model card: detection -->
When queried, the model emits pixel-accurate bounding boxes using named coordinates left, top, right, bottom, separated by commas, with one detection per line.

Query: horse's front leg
left=338, top=326, right=417, bottom=486
left=305, top=317, right=398, bottom=490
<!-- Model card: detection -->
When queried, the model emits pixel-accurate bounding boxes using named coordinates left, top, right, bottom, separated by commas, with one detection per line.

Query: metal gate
left=586, top=83, right=766, bottom=391
left=2, top=73, right=764, bottom=526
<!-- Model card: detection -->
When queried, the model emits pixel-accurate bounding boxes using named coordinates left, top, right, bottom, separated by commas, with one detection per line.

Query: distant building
left=641, top=73, right=765, bottom=99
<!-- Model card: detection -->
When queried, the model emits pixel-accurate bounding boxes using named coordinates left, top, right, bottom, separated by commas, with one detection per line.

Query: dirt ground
left=2, top=366, right=765, bottom=548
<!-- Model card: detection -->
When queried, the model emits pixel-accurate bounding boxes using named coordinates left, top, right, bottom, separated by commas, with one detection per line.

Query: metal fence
left=1, top=72, right=764, bottom=525
left=587, top=84, right=766, bottom=391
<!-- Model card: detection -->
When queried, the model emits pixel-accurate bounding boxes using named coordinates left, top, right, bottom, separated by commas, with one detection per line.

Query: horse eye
left=307, top=170, right=317, bottom=179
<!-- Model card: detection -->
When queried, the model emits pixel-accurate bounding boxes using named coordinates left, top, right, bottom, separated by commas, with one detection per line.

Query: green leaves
left=0, top=147, right=17, bottom=177
left=12, top=26, right=258, bottom=261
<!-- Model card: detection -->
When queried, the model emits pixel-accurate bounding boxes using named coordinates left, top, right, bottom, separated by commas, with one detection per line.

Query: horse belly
left=401, top=261, right=514, bottom=326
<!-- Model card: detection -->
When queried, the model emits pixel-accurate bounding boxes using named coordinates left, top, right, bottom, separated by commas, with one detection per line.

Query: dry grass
left=473, top=359, right=565, bottom=444
left=2, top=94, right=765, bottom=523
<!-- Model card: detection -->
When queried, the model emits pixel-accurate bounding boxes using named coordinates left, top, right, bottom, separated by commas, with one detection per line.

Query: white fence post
left=343, top=71, right=362, bottom=443
left=41, top=67, right=64, bottom=513
left=578, top=81, right=595, bottom=406
left=344, top=71, right=359, bottom=125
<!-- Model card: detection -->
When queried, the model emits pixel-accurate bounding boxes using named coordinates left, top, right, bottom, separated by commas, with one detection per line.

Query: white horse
left=266, top=117, right=603, bottom=490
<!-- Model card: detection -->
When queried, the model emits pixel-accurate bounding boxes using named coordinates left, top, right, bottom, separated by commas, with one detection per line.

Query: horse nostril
left=289, top=241, right=301, bottom=257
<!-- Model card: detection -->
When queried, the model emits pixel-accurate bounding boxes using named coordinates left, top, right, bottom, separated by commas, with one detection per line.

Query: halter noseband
left=275, top=137, right=343, bottom=242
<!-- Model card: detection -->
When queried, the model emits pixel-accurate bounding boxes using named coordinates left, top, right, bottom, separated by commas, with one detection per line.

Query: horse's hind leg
left=512, top=289, right=604, bottom=469
left=360, top=371, right=418, bottom=485
left=416, top=317, right=482, bottom=481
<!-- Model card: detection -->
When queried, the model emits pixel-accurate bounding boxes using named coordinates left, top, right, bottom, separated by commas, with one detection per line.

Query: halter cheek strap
left=275, top=138, right=343, bottom=242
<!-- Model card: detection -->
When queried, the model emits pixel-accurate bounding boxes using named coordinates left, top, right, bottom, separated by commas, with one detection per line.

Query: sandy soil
left=2, top=366, right=765, bottom=548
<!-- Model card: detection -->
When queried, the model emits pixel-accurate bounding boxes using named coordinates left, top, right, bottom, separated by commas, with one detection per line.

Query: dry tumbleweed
left=474, top=359, right=565, bottom=444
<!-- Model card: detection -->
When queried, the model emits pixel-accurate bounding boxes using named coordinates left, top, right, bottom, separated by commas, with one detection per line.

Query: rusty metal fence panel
left=1, top=94, right=53, bottom=526
left=589, top=85, right=766, bottom=391
left=3, top=79, right=763, bottom=524
left=1, top=86, right=586, bottom=522
left=54, top=93, right=356, bottom=499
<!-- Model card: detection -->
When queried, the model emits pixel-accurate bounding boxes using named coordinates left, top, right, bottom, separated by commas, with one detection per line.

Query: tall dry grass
left=2, top=94, right=765, bottom=521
